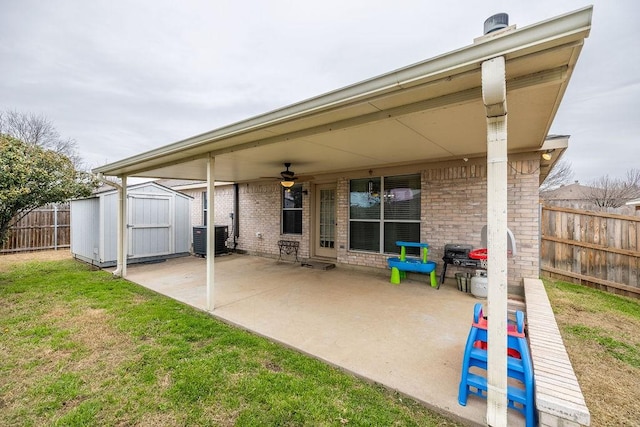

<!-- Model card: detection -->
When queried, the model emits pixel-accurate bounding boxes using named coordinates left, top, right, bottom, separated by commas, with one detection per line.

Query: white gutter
left=93, top=6, right=591, bottom=178
left=95, top=173, right=122, bottom=190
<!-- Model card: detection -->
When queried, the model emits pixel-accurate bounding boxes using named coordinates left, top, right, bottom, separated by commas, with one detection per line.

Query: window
left=282, top=184, right=302, bottom=234
left=349, top=174, right=421, bottom=255
left=202, top=191, right=207, bottom=226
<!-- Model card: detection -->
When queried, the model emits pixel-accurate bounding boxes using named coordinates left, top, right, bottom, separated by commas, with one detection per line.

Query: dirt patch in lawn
left=63, top=307, right=137, bottom=375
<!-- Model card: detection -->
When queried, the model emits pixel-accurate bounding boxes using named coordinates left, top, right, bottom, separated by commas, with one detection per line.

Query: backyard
left=0, top=253, right=459, bottom=426
left=1, top=252, right=638, bottom=426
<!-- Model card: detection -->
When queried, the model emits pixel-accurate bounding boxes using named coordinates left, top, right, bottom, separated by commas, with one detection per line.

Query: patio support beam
left=114, top=175, right=128, bottom=277
left=206, top=154, right=215, bottom=311
left=482, top=56, right=508, bottom=427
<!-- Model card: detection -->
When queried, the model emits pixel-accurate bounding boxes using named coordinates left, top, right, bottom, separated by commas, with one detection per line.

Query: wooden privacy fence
left=0, top=205, right=70, bottom=254
left=541, top=205, right=640, bottom=298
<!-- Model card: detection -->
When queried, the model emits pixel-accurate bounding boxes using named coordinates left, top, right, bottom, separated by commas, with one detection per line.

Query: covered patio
left=125, top=253, right=526, bottom=426
left=93, top=7, right=593, bottom=426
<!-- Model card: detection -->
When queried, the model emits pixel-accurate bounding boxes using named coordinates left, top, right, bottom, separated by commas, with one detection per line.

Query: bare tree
left=540, top=159, right=575, bottom=192
left=0, top=110, right=81, bottom=166
left=586, top=169, right=640, bottom=208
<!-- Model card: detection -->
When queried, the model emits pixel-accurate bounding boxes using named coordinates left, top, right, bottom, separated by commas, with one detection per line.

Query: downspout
left=95, top=173, right=127, bottom=277
left=95, top=173, right=123, bottom=191
left=482, top=56, right=509, bottom=426
left=113, top=175, right=128, bottom=277
left=233, top=183, right=239, bottom=250
left=95, top=173, right=127, bottom=276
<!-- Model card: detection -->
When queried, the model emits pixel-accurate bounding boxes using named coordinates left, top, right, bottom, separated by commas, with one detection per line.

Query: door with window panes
left=315, top=184, right=337, bottom=258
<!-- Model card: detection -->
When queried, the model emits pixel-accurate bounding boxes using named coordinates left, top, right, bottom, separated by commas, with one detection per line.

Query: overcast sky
left=1, top=1, right=638, bottom=184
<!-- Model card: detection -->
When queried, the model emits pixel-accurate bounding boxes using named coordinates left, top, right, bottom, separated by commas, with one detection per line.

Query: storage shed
left=71, top=182, right=192, bottom=267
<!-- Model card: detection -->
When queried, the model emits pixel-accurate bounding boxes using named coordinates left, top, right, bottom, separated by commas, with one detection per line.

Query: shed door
left=127, top=194, right=172, bottom=258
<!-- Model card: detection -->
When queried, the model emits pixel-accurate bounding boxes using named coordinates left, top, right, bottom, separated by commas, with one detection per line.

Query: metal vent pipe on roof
left=484, top=13, right=509, bottom=34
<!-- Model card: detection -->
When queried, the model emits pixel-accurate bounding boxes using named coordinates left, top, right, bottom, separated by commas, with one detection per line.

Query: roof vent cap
left=484, top=13, right=509, bottom=35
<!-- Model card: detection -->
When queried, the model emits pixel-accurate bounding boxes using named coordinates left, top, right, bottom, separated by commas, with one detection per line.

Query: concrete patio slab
left=125, top=253, right=526, bottom=426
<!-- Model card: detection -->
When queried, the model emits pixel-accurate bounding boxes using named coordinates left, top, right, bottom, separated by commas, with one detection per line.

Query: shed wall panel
left=102, top=193, right=118, bottom=262
left=70, top=198, right=100, bottom=261
left=174, top=195, right=192, bottom=253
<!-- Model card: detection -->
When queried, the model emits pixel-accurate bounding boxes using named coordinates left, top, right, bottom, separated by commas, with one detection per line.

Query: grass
left=545, top=280, right=640, bottom=426
left=0, top=258, right=459, bottom=426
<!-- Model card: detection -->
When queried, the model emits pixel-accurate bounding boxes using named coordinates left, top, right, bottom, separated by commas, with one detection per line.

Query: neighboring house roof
left=540, top=182, right=597, bottom=201
left=94, top=7, right=592, bottom=185
left=153, top=179, right=205, bottom=188
left=153, top=179, right=232, bottom=191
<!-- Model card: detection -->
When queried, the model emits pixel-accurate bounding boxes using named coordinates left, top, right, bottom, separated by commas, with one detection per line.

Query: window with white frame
left=349, top=174, right=421, bottom=255
left=282, top=184, right=302, bottom=234
left=202, top=191, right=207, bottom=226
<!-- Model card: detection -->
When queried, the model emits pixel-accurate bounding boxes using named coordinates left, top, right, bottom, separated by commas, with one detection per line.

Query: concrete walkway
left=125, top=253, right=526, bottom=426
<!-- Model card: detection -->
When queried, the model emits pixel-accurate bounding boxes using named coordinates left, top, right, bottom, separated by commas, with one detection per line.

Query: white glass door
left=315, top=184, right=336, bottom=258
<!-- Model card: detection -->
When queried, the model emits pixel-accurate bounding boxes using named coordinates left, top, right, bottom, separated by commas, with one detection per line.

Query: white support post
left=482, top=56, right=508, bottom=427
left=206, top=154, right=215, bottom=311
left=114, top=176, right=128, bottom=277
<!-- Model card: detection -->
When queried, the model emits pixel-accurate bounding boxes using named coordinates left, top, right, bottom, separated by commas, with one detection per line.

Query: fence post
left=54, top=205, right=58, bottom=250
left=539, top=203, right=543, bottom=278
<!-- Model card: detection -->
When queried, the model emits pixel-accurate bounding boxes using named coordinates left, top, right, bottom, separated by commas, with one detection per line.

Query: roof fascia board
left=94, top=6, right=592, bottom=177
left=538, top=40, right=585, bottom=149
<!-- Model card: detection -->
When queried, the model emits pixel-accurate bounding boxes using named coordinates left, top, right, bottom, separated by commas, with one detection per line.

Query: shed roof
left=85, top=181, right=193, bottom=199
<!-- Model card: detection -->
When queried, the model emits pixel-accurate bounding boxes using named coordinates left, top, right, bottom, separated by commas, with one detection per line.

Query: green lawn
left=0, top=259, right=459, bottom=426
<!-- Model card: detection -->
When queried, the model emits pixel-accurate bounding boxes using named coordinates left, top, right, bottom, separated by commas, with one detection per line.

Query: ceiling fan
left=261, top=162, right=300, bottom=187
left=278, top=163, right=298, bottom=187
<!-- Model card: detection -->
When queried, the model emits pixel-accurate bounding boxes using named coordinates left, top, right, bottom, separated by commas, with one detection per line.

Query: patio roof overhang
left=93, top=7, right=592, bottom=184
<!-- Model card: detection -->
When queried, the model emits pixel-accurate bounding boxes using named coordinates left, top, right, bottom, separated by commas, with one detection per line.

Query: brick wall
left=177, top=156, right=541, bottom=293
left=180, top=186, right=235, bottom=228
left=212, top=186, right=235, bottom=228
left=420, top=157, right=540, bottom=291
left=235, top=182, right=310, bottom=258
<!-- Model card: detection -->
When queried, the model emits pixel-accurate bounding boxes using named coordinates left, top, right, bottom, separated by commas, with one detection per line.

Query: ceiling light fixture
left=541, top=149, right=554, bottom=161
left=280, top=180, right=295, bottom=188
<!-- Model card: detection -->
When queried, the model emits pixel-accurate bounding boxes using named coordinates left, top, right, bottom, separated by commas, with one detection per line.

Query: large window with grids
left=282, top=184, right=303, bottom=234
left=349, top=174, right=421, bottom=255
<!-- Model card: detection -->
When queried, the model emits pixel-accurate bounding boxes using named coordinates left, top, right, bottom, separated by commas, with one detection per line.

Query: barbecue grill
left=440, top=243, right=483, bottom=284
